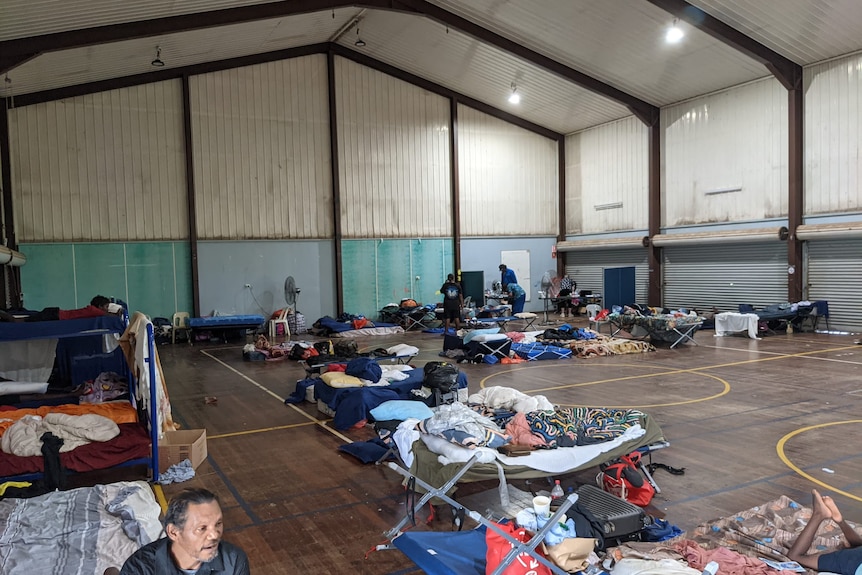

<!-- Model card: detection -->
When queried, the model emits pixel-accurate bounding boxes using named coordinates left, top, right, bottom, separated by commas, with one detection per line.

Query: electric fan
left=284, top=276, right=301, bottom=313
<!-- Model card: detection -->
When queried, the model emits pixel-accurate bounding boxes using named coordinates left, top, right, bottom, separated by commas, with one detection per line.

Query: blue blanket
left=315, top=316, right=398, bottom=335
left=306, top=369, right=468, bottom=430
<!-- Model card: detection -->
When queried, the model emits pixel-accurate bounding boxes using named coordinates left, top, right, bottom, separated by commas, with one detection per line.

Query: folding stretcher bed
left=406, top=410, right=667, bottom=496
left=187, top=314, right=265, bottom=342
left=286, top=368, right=469, bottom=430
left=379, top=454, right=581, bottom=575
left=607, top=313, right=702, bottom=348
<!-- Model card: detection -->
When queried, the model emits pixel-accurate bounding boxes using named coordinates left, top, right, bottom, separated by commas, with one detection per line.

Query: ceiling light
left=151, top=46, right=165, bottom=67
left=355, top=27, right=366, bottom=47
left=665, top=20, right=684, bottom=43
left=508, top=83, right=520, bottom=104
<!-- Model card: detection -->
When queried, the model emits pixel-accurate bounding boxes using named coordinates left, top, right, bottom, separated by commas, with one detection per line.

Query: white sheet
left=714, top=312, right=760, bottom=339
left=0, top=381, right=49, bottom=396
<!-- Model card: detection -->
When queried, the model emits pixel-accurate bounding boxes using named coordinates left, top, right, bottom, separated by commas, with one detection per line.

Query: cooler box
left=575, top=484, right=649, bottom=540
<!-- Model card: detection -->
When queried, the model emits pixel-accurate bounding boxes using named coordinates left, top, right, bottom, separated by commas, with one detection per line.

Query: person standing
left=499, top=264, right=517, bottom=292
left=507, top=282, right=527, bottom=314
left=440, top=273, right=464, bottom=333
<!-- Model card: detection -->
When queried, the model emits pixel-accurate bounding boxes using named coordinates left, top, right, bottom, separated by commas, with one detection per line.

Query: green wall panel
left=377, top=241, right=413, bottom=309
left=18, top=244, right=77, bottom=309
left=341, top=238, right=454, bottom=319
left=342, top=240, right=379, bottom=317
left=19, top=242, right=193, bottom=319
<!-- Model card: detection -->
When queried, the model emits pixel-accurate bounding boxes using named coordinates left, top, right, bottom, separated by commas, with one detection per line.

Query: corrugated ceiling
left=2, top=0, right=862, bottom=134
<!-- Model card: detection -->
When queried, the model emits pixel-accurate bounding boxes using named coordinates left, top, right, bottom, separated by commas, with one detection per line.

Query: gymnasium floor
left=154, top=318, right=862, bottom=574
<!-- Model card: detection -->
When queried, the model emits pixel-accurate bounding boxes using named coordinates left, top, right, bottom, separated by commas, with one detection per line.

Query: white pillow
left=470, top=333, right=509, bottom=343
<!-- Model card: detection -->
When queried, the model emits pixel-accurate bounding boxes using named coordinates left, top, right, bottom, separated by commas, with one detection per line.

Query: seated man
left=0, top=295, right=117, bottom=322
left=113, top=487, right=249, bottom=575
left=786, top=489, right=862, bottom=575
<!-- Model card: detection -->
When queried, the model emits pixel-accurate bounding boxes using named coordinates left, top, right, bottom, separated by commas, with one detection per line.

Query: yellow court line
left=152, top=483, right=168, bottom=514
left=208, top=420, right=319, bottom=440
left=482, top=344, right=861, bottom=394
left=777, top=420, right=862, bottom=503
left=199, top=350, right=354, bottom=444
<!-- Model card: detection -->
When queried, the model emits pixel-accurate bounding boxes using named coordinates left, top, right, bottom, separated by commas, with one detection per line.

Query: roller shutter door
left=564, top=249, right=649, bottom=304
left=806, top=240, right=862, bottom=332
left=663, top=243, right=787, bottom=312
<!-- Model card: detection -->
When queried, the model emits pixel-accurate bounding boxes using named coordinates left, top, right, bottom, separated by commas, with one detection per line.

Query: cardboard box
left=159, top=429, right=207, bottom=472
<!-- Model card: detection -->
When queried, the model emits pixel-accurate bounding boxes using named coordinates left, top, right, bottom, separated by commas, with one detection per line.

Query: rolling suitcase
left=575, top=484, right=650, bottom=543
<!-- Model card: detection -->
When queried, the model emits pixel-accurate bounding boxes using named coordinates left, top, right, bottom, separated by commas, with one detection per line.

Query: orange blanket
left=0, top=401, right=138, bottom=437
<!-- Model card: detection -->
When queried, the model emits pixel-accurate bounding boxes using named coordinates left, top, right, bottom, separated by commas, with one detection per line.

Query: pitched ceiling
left=1, top=0, right=861, bottom=135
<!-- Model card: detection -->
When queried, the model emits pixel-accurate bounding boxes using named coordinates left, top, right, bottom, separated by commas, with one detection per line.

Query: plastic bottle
left=550, top=480, right=564, bottom=499
left=702, top=561, right=719, bottom=575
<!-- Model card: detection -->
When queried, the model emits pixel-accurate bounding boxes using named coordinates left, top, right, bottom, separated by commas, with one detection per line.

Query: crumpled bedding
left=468, top=385, right=555, bottom=413
left=418, top=402, right=511, bottom=448
left=1, top=412, right=119, bottom=456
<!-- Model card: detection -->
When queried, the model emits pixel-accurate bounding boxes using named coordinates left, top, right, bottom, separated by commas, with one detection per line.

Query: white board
left=501, top=250, right=531, bottom=301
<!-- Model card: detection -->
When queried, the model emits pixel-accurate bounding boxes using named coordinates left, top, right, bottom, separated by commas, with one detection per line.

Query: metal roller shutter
left=663, top=243, right=787, bottom=312
left=806, top=240, right=862, bottom=332
left=564, top=249, right=649, bottom=304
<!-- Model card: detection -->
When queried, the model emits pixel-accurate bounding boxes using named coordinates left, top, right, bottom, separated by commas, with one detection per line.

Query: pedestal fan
left=284, top=276, right=301, bottom=313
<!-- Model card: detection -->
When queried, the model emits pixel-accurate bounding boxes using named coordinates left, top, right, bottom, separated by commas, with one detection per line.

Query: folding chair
left=268, top=307, right=292, bottom=340
left=586, top=304, right=610, bottom=334
left=172, top=312, right=191, bottom=344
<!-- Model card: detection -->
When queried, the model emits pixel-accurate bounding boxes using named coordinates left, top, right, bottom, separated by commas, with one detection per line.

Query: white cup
left=532, top=495, right=551, bottom=519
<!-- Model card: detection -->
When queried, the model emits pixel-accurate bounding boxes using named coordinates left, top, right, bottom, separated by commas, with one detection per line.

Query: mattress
left=188, top=315, right=265, bottom=328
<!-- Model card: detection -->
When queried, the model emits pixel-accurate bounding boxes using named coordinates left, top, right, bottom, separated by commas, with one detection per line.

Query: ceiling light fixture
left=665, top=19, right=684, bottom=43
left=355, top=27, right=366, bottom=47
left=151, top=46, right=165, bottom=67
left=508, top=83, right=520, bottom=104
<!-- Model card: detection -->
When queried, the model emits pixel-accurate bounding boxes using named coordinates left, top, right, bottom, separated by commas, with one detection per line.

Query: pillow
left=320, top=372, right=364, bottom=388
left=463, top=327, right=501, bottom=344
left=469, top=333, right=509, bottom=343
left=370, top=400, right=434, bottom=422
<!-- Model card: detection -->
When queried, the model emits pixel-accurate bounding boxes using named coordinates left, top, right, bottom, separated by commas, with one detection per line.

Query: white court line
left=199, top=349, right=353, bottom=444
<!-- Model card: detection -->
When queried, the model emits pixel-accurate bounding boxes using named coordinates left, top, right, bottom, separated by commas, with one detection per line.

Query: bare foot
left=812, top=489, right=834, bottom=521
left=822, top=494, right=843, bottom=523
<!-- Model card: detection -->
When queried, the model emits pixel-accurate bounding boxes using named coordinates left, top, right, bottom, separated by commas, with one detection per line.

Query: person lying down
left=0, top=295, right=122, bottom=322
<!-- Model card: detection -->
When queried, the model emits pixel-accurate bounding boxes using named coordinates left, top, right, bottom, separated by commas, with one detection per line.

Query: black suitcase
left=575, top=484, right=650, bottom=541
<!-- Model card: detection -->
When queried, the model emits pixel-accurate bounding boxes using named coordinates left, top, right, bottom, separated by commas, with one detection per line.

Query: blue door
left=603, top=266, right=636, bottom=311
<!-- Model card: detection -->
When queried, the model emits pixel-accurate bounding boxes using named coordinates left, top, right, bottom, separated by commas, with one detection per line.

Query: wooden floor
left=151, top=318, right=862, bottom=574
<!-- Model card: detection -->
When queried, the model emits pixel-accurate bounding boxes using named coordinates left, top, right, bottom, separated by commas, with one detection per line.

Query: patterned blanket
left=684, top=495, right=861, bottom=564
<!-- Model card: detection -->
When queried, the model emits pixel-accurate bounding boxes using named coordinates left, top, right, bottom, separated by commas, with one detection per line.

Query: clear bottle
left=550, top=480, right=564, bottom=499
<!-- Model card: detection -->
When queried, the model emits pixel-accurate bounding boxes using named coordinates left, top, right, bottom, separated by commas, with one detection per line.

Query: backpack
left=598, top=451, right=655, bottom=507
left=333, top=339, right=358, bottom=358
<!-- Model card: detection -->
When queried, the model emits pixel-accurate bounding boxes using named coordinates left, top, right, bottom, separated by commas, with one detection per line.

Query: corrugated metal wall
left=805, top=52, right=862, bottom=215
left=564, top=249, right=649, bottom=305
left=190, top=55, right=332, bottom=240
left=662, top=77, right=788, bottom=227
left=662, top=243, right=788, bottom=312
left=458, top=105, right=558, bottom=237
left=565, top=116, right=648, bottom=235
left=806, top=240, right=862, bottom=332
left=335, top=56, right=452, bottom=239
left=8, top=81, right=187, bottom=242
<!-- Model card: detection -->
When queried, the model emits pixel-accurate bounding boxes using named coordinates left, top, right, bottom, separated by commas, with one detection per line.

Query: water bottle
left=702, top=561, right=719, bottom=575
left=550, top=480, right=564, bottom=499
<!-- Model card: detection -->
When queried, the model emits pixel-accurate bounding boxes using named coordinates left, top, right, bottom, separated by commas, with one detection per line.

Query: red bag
left=485, top=521, right=552, bottom=575
left=599, top=451, right=655, bottom=506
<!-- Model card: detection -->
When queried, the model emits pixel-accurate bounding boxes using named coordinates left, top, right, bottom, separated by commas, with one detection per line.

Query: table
left=714, top=312, right=760, bottom=339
